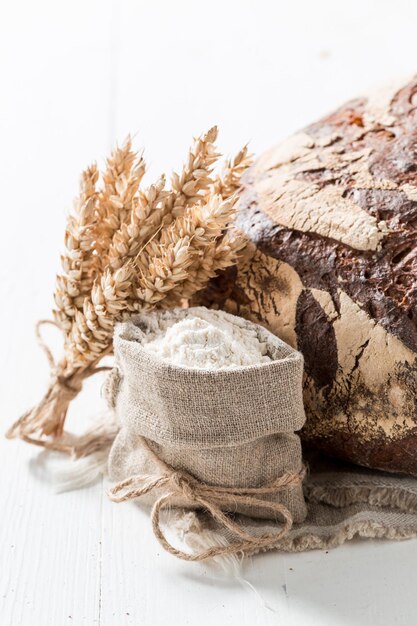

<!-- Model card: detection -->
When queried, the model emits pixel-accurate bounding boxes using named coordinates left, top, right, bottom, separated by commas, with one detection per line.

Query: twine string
left=109, top=456, right=305, bottom=561
left=35, top=320, right=59, bottom=371
left=6, top=319, right=112, bottom=449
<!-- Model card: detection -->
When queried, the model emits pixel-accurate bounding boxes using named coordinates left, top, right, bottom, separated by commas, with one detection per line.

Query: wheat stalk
left=7, top=128, right=252, bottom=453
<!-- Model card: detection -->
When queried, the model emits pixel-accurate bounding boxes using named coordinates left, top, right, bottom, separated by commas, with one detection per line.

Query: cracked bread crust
left=200, top=78, right=417, bottom=474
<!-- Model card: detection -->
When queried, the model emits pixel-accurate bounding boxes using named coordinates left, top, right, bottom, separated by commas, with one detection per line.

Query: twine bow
left=109, top=448, right=305, bottom=561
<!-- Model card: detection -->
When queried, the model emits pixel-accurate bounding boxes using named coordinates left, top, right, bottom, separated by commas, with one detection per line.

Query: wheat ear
left=214, top=145, right=253, bottom=199
left=7, top=128, right=251, bottom=454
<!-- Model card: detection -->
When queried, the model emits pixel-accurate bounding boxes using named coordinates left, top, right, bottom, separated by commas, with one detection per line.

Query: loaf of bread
left=202, top=77, right=417, bottom=474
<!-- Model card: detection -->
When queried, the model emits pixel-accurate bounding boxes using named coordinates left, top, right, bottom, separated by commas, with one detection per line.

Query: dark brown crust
left=235, top=77, right=417, bottom=350
left=304, top=90, right=417, bottom=327
left=303, top=427, right=417, bottom=476
left=295, top=290, right=338, bottom=389
left=300, top=356, right=417, bottom=475
left=205, top=78, right=417, bottom=475
left=234, top=188, right=417, bottom=353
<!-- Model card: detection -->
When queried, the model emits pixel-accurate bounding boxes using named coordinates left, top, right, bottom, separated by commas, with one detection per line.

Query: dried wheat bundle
left=7, top=127, right=252, bottom=455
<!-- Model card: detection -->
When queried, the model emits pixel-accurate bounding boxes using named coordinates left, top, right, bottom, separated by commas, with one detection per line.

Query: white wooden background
left=2, top=1, right=417, bottom=624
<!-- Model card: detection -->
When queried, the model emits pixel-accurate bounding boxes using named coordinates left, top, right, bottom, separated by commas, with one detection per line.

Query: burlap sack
left=106, top=307, right=307, bottom=525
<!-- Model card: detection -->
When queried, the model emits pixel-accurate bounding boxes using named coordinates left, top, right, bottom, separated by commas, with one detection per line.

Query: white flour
left=142, top=311, right=271, bottom=369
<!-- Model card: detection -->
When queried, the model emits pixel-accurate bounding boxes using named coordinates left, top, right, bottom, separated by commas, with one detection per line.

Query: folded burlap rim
left=108, top=436, right=306, bottom=561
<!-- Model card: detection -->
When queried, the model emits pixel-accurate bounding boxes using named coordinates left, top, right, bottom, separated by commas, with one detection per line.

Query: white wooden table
left=2, top=1, right=417, bottom=623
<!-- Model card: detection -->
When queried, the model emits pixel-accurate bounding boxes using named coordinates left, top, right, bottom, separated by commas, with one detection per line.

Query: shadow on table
left=180, top=536, right=416, bottom=626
